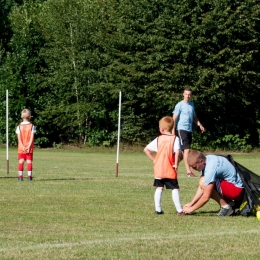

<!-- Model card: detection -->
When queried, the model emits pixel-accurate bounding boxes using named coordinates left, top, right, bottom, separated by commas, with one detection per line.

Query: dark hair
left=184, top=87, right=192, bottom=92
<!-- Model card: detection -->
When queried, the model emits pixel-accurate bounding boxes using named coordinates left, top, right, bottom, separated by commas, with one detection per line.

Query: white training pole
left=116, top=91, right=122, bottom=178
left=6, top=90, right=9, bottom=174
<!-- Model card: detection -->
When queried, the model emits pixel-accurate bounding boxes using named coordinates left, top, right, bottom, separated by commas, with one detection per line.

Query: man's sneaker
left=229, top=201, right=235, bottom=208
left=216, top=207, right=234, bottom=216
left=18, top=176, right=23, bottom=181
left=176, top=211, right=186, bottom=216
left=28, top=176, right=33, bottom=181
left=187, top=172, right=196, bottom=177
left=154, top=211, right=164, bottom=215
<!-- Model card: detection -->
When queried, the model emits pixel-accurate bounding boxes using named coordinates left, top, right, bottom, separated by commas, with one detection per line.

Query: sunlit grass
left=0, top=148, right=259, bottom=259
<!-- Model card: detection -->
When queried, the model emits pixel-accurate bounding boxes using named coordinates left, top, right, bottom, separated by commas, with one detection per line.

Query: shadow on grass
left=0, top=176, right=92, bottom=181
left=189, top=210, right=219, bottom=216
left=0, top=176, right=17, bottom=179
left=163, top=210, right=218, bottom=216
left=37, top=178, right=93, bottom=181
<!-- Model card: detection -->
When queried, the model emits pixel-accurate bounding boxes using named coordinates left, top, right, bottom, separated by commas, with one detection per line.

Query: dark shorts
left=178, top=130, right=192, bottom=150
left=153, top=178, right=179, bottom=189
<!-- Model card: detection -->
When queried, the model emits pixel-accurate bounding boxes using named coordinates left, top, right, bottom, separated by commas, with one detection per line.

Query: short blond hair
left=159, top=116, right=174, bottom=132
left=21, top=109, right=31, bottom=119
left=187, top=150, right=205, bottom=165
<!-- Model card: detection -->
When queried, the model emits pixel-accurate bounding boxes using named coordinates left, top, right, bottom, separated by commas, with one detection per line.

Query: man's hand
left=183, top=205, right=193, bottom=214
left=199, top=124, right=205, bottom=133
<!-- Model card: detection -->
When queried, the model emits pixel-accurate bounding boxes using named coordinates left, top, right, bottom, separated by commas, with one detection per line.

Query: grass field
left=0, top=147, right=259, bottom=259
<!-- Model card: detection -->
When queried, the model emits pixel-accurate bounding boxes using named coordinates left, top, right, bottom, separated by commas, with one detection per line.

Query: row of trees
left=0, top=0, right=259, bottom=150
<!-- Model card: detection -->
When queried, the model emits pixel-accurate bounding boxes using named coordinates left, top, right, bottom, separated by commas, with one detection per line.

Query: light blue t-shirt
left=173, top=101, right=195, bottom=132
left=203, top=155, right=243, bottom=188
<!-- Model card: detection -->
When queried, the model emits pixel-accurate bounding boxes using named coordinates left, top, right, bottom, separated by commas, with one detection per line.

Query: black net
left=225, top=155, right=260, bottom=216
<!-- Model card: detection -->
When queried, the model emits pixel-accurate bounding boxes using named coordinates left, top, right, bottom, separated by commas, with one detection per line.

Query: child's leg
left=172, top=188, right=183, bottom=213
left=18, top=158, right=24, bottom=180
left=27, top=160, right=32, bottom=179
left=154, top=187, right=163, bottom=212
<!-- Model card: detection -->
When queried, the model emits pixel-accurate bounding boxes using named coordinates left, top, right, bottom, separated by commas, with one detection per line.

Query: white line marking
left=0, top=229, right=259, bottom=252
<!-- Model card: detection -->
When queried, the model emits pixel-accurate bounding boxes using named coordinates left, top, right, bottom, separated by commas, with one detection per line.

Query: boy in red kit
left=16, top=109, right=36, bottom=181
left=144, top=116, right=185, bottom=215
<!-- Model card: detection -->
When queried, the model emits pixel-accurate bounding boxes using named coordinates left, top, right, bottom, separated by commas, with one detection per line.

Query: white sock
left=154, top=188, right=163, bottom=212
left=172, top=189, right=183, bottom=213
left=28, top=171, right=32, bottom=177
left=18, top=171, right=23, bottom=177
left=222, top=204, right=230, bottom=209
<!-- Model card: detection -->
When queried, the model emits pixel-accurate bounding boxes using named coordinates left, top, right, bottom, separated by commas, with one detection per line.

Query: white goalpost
left=6, top=89, right=9, bottom=174
left=116, top=91, right=122, bottom=178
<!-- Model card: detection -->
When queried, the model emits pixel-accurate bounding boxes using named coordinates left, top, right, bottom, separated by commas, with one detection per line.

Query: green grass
left=0, top=148, right=260, bottom=259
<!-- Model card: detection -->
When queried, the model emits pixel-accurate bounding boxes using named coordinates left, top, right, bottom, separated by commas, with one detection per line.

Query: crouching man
left=183, top=150, right=244, bottom=216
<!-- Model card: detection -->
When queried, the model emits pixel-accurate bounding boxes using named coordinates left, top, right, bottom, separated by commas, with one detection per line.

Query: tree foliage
left=0, top=0, right=259, bottom=149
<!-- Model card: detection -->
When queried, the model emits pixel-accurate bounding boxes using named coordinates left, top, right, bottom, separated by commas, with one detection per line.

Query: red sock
left=18, top=163, right=23, bottom=171
left=27, top=163, right=32, bottom=171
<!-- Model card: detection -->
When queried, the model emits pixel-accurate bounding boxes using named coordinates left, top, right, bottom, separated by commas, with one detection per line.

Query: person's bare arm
left=183, top=185, right=203, bottom=208
left=144, top=147, right=155, bottom=163
left=25, top=132, right=34, bottom=153
left=173, top=149, right=180, bottom=169
left=172, top=114, right=178, bottom=134
left=183, top=182, right=214, bottom=213
left=193, top=114, right=205, bottom=133
left=17, top=134, right=26, bottom=153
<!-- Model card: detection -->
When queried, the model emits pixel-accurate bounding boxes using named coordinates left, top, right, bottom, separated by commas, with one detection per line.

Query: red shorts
left=220, top=180, right=244, bottom=201
left=18, top=153, right=33, bottom=161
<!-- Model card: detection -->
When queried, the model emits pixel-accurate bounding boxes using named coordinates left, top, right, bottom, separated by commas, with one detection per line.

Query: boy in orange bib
left=144, top=116, right=184, bottom=215
left=16, top=109, right=36, bottom=181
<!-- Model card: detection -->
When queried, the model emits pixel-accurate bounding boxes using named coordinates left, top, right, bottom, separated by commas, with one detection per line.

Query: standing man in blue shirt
left=172, top=87, right=205, bottom=177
